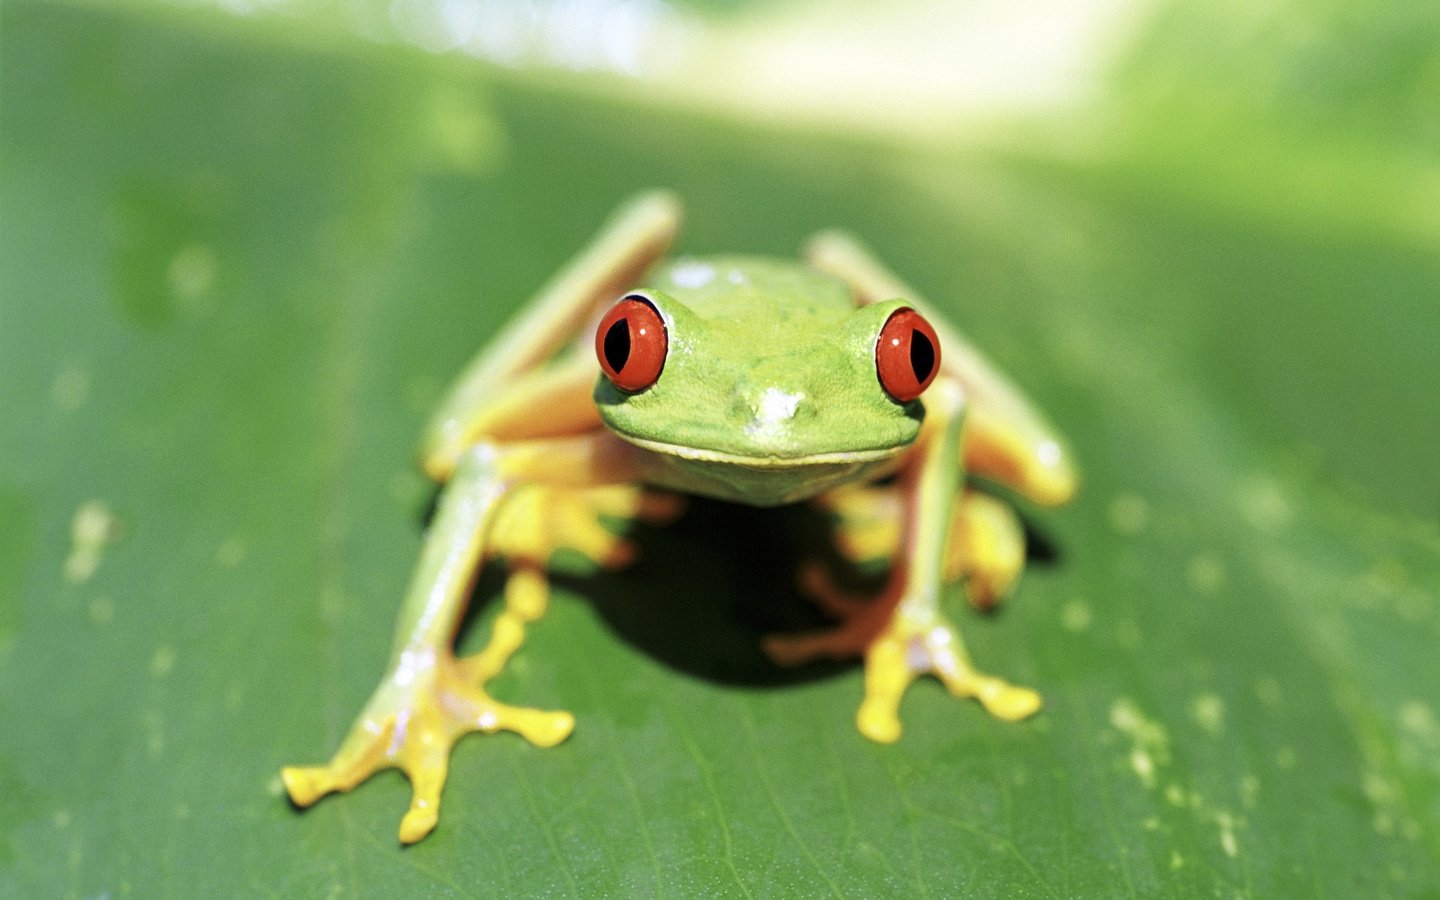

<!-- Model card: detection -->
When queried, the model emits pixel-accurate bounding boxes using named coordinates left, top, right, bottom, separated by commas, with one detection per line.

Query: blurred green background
left=2, top=0, right=1438, bottom=895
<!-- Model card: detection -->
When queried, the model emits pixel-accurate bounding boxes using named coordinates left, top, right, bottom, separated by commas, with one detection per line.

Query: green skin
left=599, top=256, right=924, bottom=506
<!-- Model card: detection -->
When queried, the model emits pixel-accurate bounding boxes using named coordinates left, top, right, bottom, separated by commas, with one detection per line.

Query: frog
left=281, top=191, right=1077, bottom=844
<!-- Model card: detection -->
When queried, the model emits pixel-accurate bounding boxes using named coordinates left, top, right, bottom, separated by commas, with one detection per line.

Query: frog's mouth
left=615, top=433, right=907, bottom=468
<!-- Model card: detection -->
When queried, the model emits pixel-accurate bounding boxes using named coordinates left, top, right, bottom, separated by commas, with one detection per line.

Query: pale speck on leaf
left=1398, top=700, right=1437, bottom=740
left=88, top=596, right=114, bottom=626
left=51, top=366, right=91, bottom=410
left=1165, top=783, right=1186, bottom=806
left=1217, top=811, right=1240, bottom=858
left=1254, top=676, right=1283, bottom=707
left=1130, top=749, right=1156, bottom=787
left=1108, top=492, right=1149, bottom=535
left=1190, top=693, right=1225, bottom=735
left=151, top=646, right=177, bottom=678
left=65, top=500, right=119, bottom=584
left=1240, top=775, right=1260, bottom=808
left=1111, top=698, right=1171, bottom=789
left=167, top=243, right=217, bottom=310
left=1238, top=476, right=1294, bottom=531
left=1186, top=553, right=1227, bottom=593
left=215, top=537, right=247, bottom=568
left=1061, top=600, right=1092, bottom=632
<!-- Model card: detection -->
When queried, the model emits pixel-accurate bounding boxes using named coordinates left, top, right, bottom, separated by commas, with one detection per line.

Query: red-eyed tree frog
left=282, top=192, right=1077, bottom=844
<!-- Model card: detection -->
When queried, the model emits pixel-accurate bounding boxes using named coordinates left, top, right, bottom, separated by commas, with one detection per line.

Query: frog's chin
left=612, top=432, right=910, bottom=506
left=613, top=432, right=907, bottom=468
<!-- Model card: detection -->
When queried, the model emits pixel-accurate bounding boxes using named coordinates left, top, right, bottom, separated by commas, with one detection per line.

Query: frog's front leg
left=282, top=431, right=641, bottom=844
left=765, top=378, right=1039, bottom=742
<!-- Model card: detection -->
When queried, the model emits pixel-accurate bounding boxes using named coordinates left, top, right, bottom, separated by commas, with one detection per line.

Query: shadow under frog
left=447, top=489, right=1061, bottom=691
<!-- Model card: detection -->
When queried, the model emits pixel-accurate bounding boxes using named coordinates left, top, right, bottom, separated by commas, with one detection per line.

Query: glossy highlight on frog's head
left=592, top=257, right=932, bottom=475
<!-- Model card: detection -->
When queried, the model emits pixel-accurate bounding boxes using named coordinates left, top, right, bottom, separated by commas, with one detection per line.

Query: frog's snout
left=734, top=384, right=815, bottom=444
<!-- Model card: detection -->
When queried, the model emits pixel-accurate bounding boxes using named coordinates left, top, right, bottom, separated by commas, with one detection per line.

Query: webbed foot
left=856, top=611, right=1040, bottom=742
left=282, top=647, right=574, bottom=844
left=765, top=564, right=1039, bottom=743
left=283, top=565, right=577, bottom=844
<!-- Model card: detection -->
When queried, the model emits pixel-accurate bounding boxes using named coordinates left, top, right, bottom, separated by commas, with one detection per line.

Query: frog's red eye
left=875, top=308, right=941, bottom=402
left=596, top=294, right=667, bottom=392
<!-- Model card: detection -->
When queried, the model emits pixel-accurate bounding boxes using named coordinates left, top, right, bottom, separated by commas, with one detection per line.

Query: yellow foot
left=858, top=614, right=1041, bottom=742
left=282, top=651, right=573, bottom=844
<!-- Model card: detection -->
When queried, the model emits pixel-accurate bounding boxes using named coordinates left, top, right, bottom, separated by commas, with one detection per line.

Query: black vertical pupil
left=603, top=318, right=631, bottom=373
left=909, top=329, right=935, bottom=382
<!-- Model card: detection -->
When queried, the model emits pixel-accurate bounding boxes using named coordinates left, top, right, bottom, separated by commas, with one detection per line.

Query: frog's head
left=592, top=279, right=942, bottom=505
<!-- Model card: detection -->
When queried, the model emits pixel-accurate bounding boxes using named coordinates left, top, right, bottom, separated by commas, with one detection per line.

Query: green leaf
left=2, top=2, right=1436, bottom=896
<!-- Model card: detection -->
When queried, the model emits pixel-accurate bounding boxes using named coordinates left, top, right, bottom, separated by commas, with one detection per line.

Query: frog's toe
left=796, top=560, right=874, bottom=619
left=968, top=680, right=1042, bottom=721
left=762, top=614, right=881, bottom=667
left=584, top=486, right=685, bottom=526
left=551, top=488, right=683, bottom=565
left=815, top=485, right=900, bottom=566
left=281, top=764, right=345, bottom=808
left=856, top=633, right=909, bottom=742
left=397, top=747, right=449, bottom=844
left=282, top=716, right=396, bottom=808
left=487, top=704, right=575, bottom=747
left=857, top=698, right=904, bottom=743
left=635, top=489, right=686, bottom=524
left=551, top=504, right=637, bottom=568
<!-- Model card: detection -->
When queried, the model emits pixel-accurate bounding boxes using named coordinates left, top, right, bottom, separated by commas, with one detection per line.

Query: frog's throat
left=613, top=432, right=908, bottom=468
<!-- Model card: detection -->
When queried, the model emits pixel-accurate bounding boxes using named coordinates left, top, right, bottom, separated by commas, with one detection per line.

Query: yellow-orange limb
left=794, top=560, right=878, bottom=620
left=766, top=378, right=1041, bottom=742
left=282, top=431, right=641, bottom=844
left=812, top=484, right=900, bottom=565
left=421, top=192, right=681, bottom=479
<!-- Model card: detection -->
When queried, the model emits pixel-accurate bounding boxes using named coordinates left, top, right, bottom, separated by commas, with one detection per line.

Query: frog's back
left=648, top=256, right=854, bottom=327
